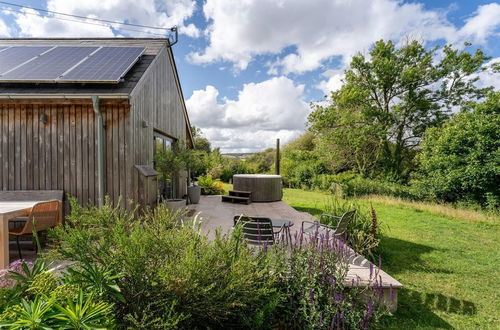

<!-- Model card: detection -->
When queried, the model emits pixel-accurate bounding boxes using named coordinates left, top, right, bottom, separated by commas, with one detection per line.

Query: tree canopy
left=309, top=40, right=493, bottom=180
left=415, top=92, right=500, bottom=206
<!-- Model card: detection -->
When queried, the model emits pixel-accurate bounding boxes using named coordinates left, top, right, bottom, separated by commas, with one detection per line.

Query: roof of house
left=0, top=38, right=168, bottom=97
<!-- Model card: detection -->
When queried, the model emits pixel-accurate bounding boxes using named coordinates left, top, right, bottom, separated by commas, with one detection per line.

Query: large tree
left=415, top=92, right=500, bottom=205
left=309, top=40, right=493, bottom=180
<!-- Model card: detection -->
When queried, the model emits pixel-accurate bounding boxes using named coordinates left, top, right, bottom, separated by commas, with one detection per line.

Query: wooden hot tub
left=233, top=174, right=283, bottom=202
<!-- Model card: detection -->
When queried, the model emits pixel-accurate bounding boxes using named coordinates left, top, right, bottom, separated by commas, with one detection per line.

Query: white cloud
left=476, top=57, right=500, bottom=90
left=8, top=0, right=199, bottom=38
left=317, top=69, right=345, bottom=96
left=202, top=127, right=301, bottom=153
left=188, top=0, right=500, bottom=75
left=455, top=3, right=500, bottom=45
left=11, top=8, right=115, bottom=37
left=186, top=76, right=310, bottom=152
left=0, top=18, right=10, bottom=37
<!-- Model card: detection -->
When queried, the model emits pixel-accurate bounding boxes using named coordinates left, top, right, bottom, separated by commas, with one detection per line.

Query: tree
left=309, top=40, right=492, bottom=180
left=191, top=126, right=211, bottom=153
left=415, top=92, right=500, bottom=206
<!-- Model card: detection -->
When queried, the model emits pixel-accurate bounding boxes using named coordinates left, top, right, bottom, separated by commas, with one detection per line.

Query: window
left=153, top=132, right=175, bottom=199
left=154, top=133, right=174, bottom=154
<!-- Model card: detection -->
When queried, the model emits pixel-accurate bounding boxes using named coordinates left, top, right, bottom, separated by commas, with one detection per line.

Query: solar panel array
left=0, top=45, right=145, bottom=83
left=60, top=47, right=145, bottom=82
left=0, top=46, right=52, bottom=75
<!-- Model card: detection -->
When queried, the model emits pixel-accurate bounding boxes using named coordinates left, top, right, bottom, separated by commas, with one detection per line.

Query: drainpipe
left=92, top=96, right=105, bottom=207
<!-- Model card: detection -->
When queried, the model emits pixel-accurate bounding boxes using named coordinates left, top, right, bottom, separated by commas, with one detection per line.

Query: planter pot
left=187, top=185, right=201, bottom=204
left=164, top=199, right=186, bottom=214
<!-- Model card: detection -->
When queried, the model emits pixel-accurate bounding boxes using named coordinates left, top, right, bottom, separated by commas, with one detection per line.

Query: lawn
left=253, top=186, right=499, bottom=329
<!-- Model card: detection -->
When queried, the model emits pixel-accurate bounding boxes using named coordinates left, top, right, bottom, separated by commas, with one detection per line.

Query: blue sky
left=0, top=0, right=499, bottom=152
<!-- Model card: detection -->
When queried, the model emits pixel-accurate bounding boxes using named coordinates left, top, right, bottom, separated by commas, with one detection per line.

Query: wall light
left=39, top=112, right=48, bottom=124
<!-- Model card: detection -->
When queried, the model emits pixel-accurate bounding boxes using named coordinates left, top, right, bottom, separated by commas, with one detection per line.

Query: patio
left=188, top=195, right=403, bottom=311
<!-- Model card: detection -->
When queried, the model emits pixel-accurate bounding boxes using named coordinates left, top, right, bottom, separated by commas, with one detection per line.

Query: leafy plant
left=8, top=259, right=48, bottom=289
left=197, top=174, right=225, bottom=195
left=321, top=198, right=381, bottom=257
left=64, top=261, right=124, bottom=303
left=52, top=290, right=114, bottom=329
left=0, top=295, right=55, bottom=329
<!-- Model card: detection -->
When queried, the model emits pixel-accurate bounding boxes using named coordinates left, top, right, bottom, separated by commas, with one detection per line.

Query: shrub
left=198, top=174, right=225, bottom=195
left=43, top=197, right=389, bottom=329
left=49, top=199, right=280, bottom=328
left=0, top=259, right=115, bottom=327
left=274, top=231, right=387, bottom=329
left=321, top=198, right=381, bottom=257
left=415, top=92, right=500, bottom=207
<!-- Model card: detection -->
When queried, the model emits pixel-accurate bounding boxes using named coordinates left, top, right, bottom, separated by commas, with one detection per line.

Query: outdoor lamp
left=39, top=112, right=48, bottom=124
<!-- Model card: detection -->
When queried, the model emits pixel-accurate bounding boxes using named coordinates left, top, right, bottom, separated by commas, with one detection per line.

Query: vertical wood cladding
left=0, top=103, right=130, bottom=207
left=129, top=46, right=188, bottom=201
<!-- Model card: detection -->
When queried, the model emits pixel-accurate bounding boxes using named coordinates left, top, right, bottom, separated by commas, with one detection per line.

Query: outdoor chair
left=233, top=215, right=284, bottom=246
left=9, top=200, right=61, bottom=259
left=301, top=209, right=356, bottom=239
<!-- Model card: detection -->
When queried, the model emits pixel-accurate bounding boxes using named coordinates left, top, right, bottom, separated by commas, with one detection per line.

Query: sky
left=0, top=0, right=499, bottom=153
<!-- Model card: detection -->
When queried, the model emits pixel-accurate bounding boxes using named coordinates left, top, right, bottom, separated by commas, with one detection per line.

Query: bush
left=339, top=176, right=418, bottom=200
left=274, top=231, right=388, bottom=329
left=321, top=198, right=381, bottom=257
left=42, top=197, right=389, bottom=329
left=415, top=92, right=500, bottom=207
left=198, top=174, right=225, bottom=195
left=0, top=257, right=115, bottom=327
left=49, top=199, right=279, bottom=328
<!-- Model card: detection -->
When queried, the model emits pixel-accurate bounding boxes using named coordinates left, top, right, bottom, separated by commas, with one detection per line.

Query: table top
left=0, top=201, right=37, bottom=218
left=271, top=218, right=294, bottom=228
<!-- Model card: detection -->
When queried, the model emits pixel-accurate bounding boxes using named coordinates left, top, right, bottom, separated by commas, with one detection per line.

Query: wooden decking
left=188, top=195, right=403, bottom=311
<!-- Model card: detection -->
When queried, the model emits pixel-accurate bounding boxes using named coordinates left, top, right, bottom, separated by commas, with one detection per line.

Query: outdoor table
left=0, top=201, right=37, bottom=269
left=271, top=218, right=294, bottom=243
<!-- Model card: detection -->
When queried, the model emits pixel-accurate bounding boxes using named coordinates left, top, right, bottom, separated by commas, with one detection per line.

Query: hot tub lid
left=233, top=174, right=281, bottom=178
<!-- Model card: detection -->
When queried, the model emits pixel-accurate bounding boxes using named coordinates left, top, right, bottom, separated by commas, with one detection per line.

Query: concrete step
left=222, top=195, right=251, bottom=204
left=229, top=190, right=252, bottom=198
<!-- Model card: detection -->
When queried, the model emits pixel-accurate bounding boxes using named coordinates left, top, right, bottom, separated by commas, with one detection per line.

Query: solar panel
left=1, top=46, right=98, bottom=81
left=0, top=46, right=52, bottom=74
left=60, top=47, right=145, bottom=83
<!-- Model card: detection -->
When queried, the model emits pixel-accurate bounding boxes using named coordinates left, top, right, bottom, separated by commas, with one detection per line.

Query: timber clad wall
left=129, top=46, right=188, bottom=201
left=0, top=102, right=130, bottom=208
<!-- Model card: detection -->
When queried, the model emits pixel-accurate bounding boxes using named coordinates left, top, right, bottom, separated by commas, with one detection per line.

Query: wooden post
left=275, top=138, right=280, bottom=175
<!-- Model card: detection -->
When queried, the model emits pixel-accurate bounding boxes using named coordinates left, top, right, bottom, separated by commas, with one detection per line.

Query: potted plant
left=154, top=146, right=187, bottom=212
left=182, top=149, right=204, bottom=204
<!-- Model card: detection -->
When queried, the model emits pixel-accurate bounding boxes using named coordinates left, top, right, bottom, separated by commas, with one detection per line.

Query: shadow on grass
left=380, top=288, right=476, bottom=329
left=377, top=236, right=476, bottom=328
left=292, top=206, right=324, bottom=217
left=378, top=236, right=452, bottom=274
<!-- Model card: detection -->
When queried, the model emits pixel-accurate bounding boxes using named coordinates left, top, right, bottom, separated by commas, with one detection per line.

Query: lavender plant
left=272, top=228, right=388, bottom=329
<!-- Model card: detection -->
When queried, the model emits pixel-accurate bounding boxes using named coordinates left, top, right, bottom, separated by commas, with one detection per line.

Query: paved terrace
left=188, top=195, right=403, bottom=311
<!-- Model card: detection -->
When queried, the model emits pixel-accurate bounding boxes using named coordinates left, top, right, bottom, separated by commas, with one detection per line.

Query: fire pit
left=233, top=174, right=283, bottom=202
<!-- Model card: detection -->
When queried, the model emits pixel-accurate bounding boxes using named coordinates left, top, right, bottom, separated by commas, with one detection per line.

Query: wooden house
left=0, top=38, right=193, bottom=211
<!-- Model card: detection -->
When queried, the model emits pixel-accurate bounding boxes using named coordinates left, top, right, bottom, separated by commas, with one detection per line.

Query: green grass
left=280, top=187, right=499, bottom=329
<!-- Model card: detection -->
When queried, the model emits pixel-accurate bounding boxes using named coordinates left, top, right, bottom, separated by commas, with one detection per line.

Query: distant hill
left=222, top=153, right=255, bottom=159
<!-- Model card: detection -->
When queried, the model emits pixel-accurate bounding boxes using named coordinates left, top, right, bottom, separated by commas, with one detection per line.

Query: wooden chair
left=301, top=210, right=356, bottom=239
left=9, top=200, right=61, bottom=259
left=234, top=215, right=283, bottom=246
